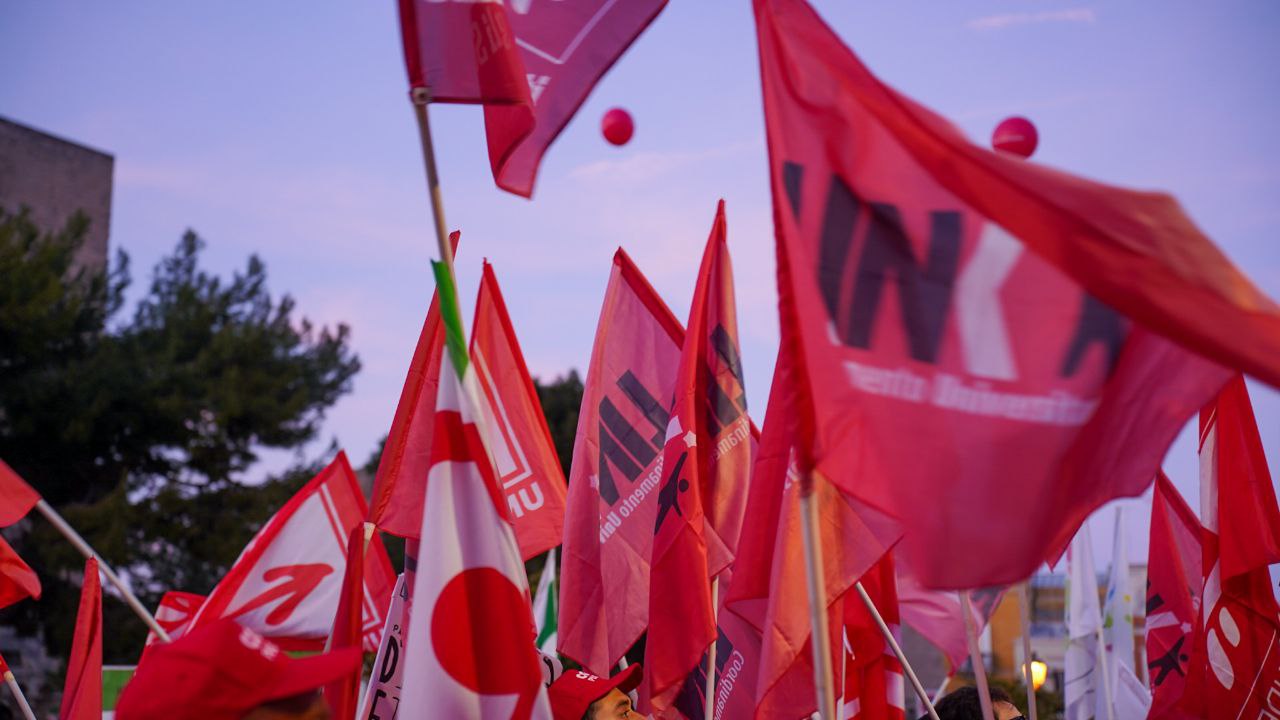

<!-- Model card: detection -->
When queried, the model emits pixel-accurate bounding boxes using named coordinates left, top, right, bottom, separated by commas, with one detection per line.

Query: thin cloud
left=966, top=8, right=1096, bottom=31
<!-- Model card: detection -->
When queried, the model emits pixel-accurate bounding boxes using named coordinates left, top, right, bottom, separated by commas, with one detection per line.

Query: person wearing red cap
left=548, top=663, right=642, bottom=720
left=115, top=619, right=362, bottom=720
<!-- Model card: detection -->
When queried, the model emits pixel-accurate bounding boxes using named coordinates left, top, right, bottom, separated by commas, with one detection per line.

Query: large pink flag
left=471, top=262, right=568, bottom=561
left=558, top=249, right=685, bottom=673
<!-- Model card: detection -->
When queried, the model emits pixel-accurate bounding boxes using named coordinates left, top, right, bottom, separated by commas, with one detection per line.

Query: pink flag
left=369, top=231, right=460, bottom=539
left=397, top=0, right=529, bottom=105
left=60, top=557, right=102, bottom=720
left=756, top=0, right=1235, bottom=589
left=559, top=249, right=685, bottom=673
left=191, top=452, right=395, bottom=651
left=471, top=262, right=568, bottom=560
left=0, top=458, right=40, bottom=527
left=895, top=568, right=1008, bottom=672
left=1145, top=473, right=1201, bottom=719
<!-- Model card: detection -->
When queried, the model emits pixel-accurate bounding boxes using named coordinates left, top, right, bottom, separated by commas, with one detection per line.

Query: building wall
left=0, top=115, right=113, bottom=274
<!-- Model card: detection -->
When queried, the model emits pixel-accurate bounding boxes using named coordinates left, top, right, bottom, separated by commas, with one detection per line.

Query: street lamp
left=1021, top=658, right=1048, bottom=691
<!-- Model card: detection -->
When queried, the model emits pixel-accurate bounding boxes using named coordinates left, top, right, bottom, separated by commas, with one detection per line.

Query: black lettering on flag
left=601, top=397, right=658, bottom=468
left=618, top=370, right=669, bottom=449
left=1061, top=294, right=1127, bottom=378
left=1149, top=635, right=1189, bottom=687
left=674, top=626, right=735, bottom=718
left=655, top=451, right=691, bottom=533
left=783, top=161, right=805, bottom=219
left=711, top=324, right=748, bottom=412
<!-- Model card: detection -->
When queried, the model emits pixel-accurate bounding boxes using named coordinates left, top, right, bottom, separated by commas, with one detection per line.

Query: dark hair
left=926, top=685, right=1014, bottom=720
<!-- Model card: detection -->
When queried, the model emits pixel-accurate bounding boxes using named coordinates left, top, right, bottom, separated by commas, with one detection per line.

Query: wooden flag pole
left=34, top=499, right=170, bottom=642
left=960, top=591, right=995, bottom=720
left=1017, top=583, right=1039, bottom=720
left=853, top=582, right=941, bottom=720
left=931, top=674, right=950, bottom=706
left=798, top=472, right=836, bottom=720
left=3, top=669, right=37, bottom=720
left=410, top=89, right=457, bottom=275
left=704, top=577, right=719, bottom=720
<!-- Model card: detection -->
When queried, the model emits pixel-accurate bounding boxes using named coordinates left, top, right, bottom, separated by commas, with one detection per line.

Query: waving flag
left=1102, top=507, right=1146, bottom=716
left=1145, top=473, right=1201, bottom=719
left=471, top=262, right=569, bottom=560
left=400, top=261, right=550, bottom=719
left=672, top=610, right=763, bottom=720
left=841, top=556, right=906, bottom=720
left=754, top=0, right=1247, bottom=589
left=1184, top=376, right=1280, bottom=718
left=369, top=232, right=461, bottom=539
left=397, top=0, right=528, bottom=105
left=191, top=452, right=395, bottom=651
left=1064, top=523, right=1103, bottom=720
left=324, top=526, right=369, bottom=720
left=532, top=549, right=559, bottom=654
left=145, top=591, right=206, bottom=646
left=359, top=574, right=409, bottom=720
left=0, top=459, right=39, bottom=527
left=60, top=557, right=102, bottom=720
left=559, top=249, right=685, bottom=673
left=0, top=534, right=40, bottom=610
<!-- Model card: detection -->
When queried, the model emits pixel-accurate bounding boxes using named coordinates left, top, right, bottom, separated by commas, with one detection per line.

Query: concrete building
left=0, top=115, right=113, bottom=274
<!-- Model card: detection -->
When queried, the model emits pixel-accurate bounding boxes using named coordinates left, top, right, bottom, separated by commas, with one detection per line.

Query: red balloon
left=992, top=116, right=1038, bottom=158
left=601, top=107, right=634, bottom=146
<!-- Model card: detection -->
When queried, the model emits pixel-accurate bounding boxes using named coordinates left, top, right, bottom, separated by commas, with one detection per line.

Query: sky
left=3, top=1, right=1280, bottom=571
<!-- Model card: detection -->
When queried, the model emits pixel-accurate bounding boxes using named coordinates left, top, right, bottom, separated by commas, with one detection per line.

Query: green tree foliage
left=0, top=207, right=359, bottom=664
left=534, top=371, right=583, bottom=478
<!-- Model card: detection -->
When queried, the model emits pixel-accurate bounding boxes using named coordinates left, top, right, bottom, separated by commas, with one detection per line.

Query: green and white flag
left=532, top=548, right=558, bottom=653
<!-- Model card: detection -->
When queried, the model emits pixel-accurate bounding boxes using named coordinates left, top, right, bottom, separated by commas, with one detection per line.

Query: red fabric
left=192, top=452, right=395, bottom=651
left=755, top=0, right=1234, bottom=589
left=0, top=534, right=40, bottom=609
left=1182, top=377, right=1280, bottom=718
left=646, top=202, right=744, bottom=710
left=145, top=591, right=207, bottom=646
left=486, top=0, right=668, bottom=197
left=369, top=231, right=460, bottom=539
left=397, top=0, right=528, bottom=105
left=0, top=650, right=8, bottom=674
left=324, top=526, right=366, bottom=720
left=470, top=262, right=568, bottom=560
left=841, top=556, right=906, bottom=720
left=0, top=459, right=40, bottom=527
left=724, top=346, right=898, bottom=719
left=60, top=557, right=102, bottom=720
left=1145, top=473, right=1202, bottom=720
left=559, top=249, right=685, bottom=674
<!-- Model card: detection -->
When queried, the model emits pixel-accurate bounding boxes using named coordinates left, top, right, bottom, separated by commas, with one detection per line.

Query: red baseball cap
left=548, top=663, right=642, bottom=720
left=115, top=619, right=361, bottom=720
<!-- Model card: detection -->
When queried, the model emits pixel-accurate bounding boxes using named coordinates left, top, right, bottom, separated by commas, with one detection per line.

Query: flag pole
left=931, top=674, right=950, bottom=706
left=34, top=499, right=170, bottom=642
left=853, top=582, right=941, bottom=720
left=960, top=591, right=995, bottom=720
left=1017, top=583, right=1039, bottom=720
left=704, top=577, right=719, bottom=720
left=798, top=471, right=836, bottom=720
left=410, top=88, right=457, bottom=275
left=3, top=668, right=37, bottom=720
left=1095, top=623, right=1116, bottom=720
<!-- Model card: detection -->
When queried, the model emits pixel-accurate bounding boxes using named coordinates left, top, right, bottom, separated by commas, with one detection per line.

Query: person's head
left=115, top=620, right=362, bottom=720
left=929, top=685, right=1024, bottom=720
left=547, top=664, right=642, bottom=720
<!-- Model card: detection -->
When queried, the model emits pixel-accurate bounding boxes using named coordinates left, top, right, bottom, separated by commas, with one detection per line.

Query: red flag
left=559, top=249, right=685, bottom=673
left=470, top=262, right=568, bottom=560
left=1183, top=377, right=1280, bottom=718
left=1145, top=473, right=1202, bottom=720
left=487, top=0, right=668, bottom=197
left=369, top=231, right=460, bottom=539
left=671, top=610, right=764, bottom=720
left=646, top=201, right=745, bottom=709
left=0, top=534, right=40, bottom=609
left=724, top=346, right=899, bottom=718
left=191, top=451, right=395, bottom=651
left=397, top=0, right=529, bottom=105
left=145, top=591, right=206, bottom=646
left=324, top=526, right=366, bottom=720
left=841, top=556, right=906, bottom=720
left=0, top=459, right=40, bottom=527
left=756, top=0, right=1236, bottom=589
left=60, top=557, right=102, bottom=720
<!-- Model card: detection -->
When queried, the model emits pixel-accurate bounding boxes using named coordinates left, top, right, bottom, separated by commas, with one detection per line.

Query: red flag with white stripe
left=144, top=591, right=206, bottom=646
left=190, top=452, right=395, bottom=651
left=471, top=262, right=568, bottom=560
left=841, top=556, right=906, bottom=720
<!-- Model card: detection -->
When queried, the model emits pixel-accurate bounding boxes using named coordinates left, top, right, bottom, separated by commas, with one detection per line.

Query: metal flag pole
left=1017, top=583, right=1040, bottom=720
left=704, top=577, right=719, bottom=720
left=853, top=582, right=941, bottom=720
left=798, top=471, right=836, bottom=719
left=960, top=591, right=995, bottom=720
left=34, top=499, right=170, bottom=642
left=410, top=88, right=457, bottom=274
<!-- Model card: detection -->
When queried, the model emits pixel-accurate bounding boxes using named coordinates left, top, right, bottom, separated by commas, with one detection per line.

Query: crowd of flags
left=3, top=0, right=1280, bottom=718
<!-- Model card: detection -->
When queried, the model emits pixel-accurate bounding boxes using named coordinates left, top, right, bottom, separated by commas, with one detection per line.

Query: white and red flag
left=190, top=451, right=395, bottom=651
left=471, top=261, right=568, bottom=560
left=1183, top=376, right=1280, bottom=718
left=754, top=0, right=1264, bottom=589
left=359, top=574, right=409, bottom=720
left=144, top=591, right=206, bottom=646
left=1144, top=473, right=1202, bottom=719
left=646, top=201, right=749, bottom=710
left=400, top=261, right=550, bottom=719
left=0, top=458, right=39, bottom=527
left=397, top=0, right=667, bottom=197
left=369, top=231, right=460, bottom=539
left=559, top=249, right=686, bottom=674
left=841, top=556, right=906, bottom=720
